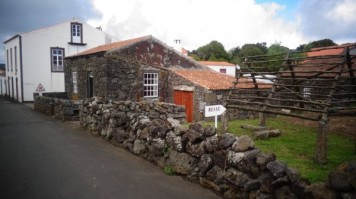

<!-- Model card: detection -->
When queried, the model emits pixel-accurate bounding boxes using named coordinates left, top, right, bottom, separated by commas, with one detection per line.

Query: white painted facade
left=199, top=61, right=239, bottom=77
left=0, top=69, right=5, bottom=97
left=3, top=19, right=115, bottom=102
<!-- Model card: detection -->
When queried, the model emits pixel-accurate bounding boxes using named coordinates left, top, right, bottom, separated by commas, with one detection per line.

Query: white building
left=0, top=66, right=5, bottom=97
left=198, top=61, right=239, bottom=76
left=3, top=18, right=115, bottom=102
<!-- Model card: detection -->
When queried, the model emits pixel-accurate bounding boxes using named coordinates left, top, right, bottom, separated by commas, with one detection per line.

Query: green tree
left=267, top=43, right=290, bottom=71
left=303, top=39, right=336, bottom=51
left=256, top=42, right=268, bottom=54
left=228, top=47, right=241, bottom=64
left=194, top=40, right=230, bottom=61
left=236, top=44, right=266, bottom=64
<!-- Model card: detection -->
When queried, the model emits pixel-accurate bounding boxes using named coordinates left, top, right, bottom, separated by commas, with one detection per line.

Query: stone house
left=64, top=35, right=267, bottom=122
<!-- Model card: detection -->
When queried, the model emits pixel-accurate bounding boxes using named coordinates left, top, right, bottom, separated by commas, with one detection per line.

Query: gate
left=174, top=90, right=193, bottom=122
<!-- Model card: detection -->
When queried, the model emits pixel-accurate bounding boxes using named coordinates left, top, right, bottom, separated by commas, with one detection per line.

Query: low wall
left=35, top=96, right=356, bottom=199
left=80, top=98, right=310, bottom=198
left=34, top=96, right=81, bottom=121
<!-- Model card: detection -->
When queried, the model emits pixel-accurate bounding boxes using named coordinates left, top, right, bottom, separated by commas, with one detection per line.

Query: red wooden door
left=174, top=90, right=193, bottom=122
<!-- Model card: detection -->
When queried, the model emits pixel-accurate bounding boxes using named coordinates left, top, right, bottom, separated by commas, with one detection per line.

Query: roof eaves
left=106, top=35, right=153, bottom=55
left=3, top=34, right=21, bottom=44
left=65, top=51, right=106, bottom=59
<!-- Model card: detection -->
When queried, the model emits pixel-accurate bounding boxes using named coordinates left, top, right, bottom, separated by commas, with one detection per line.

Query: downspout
left=19, top=36, right=24, bottom=102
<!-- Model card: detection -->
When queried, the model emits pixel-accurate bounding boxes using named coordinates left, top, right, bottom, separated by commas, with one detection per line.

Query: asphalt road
left=0, top=98, right=221, bottom=199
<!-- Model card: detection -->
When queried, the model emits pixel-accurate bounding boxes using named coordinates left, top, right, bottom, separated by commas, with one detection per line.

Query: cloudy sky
left=1, top=0, right=356, bottom=63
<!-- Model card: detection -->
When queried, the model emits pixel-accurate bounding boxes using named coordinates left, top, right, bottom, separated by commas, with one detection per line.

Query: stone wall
left=34, top=96, right=81, bottom=121
left=64, top=55, right=107, bottom=100
left=34, top=96, right=55, bottom=115
left=80, top=97, right=186, bottom=134
left=80, top=98, right=311, bottom=198
left=42, top=92, right=68, bottom=99
left=34, top=96, right=356, bottom=198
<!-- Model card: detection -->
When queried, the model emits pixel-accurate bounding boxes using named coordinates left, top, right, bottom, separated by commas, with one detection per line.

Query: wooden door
left=174, top=90, right=193, bottom=122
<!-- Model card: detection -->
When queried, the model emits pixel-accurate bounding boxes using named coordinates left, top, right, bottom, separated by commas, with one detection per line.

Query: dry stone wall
left=34, top=96, right=356, bottom=198
left=80, top=98, right=313, bottom=199
left=34, top=96, right=80, bottom=121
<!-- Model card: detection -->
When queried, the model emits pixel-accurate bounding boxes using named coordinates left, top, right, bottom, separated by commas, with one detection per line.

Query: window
left=71, top=23, right=82, bottom=43
left=10, top=48, right=13, bottom=71
left=51, top=47, right=65, bottom=72
left=219, top=68, right=226, bottom=74
left=15, top=46, right=17, bottom=72
left=143, top=73, right=158, bottom=97
left=72, top=72, right=78, bottom=93
left=6, top=50, right=8, bottom=71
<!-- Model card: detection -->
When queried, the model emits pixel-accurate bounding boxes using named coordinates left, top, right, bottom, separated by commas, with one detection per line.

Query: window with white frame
left=143, top=73, right=158, bottom=97
left=71, top=23, right=82, bottom=43
left=72, top=72, right=78, bottom=93
left=51, top=47, right=64, bottom=72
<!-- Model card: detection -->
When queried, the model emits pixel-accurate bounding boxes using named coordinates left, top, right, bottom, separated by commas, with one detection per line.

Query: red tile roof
left=199, top=61, right=235, bottom=67
left=287, top=44, right=356, bottom=78
left=70, top=35, right=152, bottom=57
left=172, top=69, right=271, bottom=90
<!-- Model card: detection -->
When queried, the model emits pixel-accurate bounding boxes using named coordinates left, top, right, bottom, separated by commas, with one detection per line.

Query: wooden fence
left=224, top=44, right=356, bottom=164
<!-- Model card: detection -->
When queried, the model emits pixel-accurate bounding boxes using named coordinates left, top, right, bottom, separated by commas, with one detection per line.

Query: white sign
left=36, top=83, right=46, bottom=92
left=205, top=105, right=226, bottom=117
left=205, top=105, right=227, bottom=128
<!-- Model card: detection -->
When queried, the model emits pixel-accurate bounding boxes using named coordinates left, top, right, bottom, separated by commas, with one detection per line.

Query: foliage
left=200, top=116, right=355, bottom=183
left=296, top=44, right=306, bottom=51
left=303, top=39, right=337, bottom=51
left=228, top=47, right=241, bottom=58
left=266, top=43, right=290, bottom=71
left=164, top=166, right=174, bottom=175
left=228, top=47, right=241, bottom=64
left=235, top=44, right=266, bottom=65
left=190, top=40, right=230, bottom=61
left=189, top=53, right=201, bottom=61
left=255, top=42, right=268, bottom=54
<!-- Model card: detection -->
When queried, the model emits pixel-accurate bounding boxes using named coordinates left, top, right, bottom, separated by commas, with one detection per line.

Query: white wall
left=0, top=75, right=6, bottom=96
left=5, top=19, right=111, bottom=102
left=208, top=65, right=236, bottom=76
left=3, top=37, right=21, bottom=101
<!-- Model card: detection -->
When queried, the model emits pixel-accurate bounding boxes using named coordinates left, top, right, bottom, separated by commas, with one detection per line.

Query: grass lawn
left=199, top=116, right=355, bottom=183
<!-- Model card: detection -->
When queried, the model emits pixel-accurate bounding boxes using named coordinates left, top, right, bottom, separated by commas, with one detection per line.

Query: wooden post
left=221, top=103, right=229, bottom=133
left=316, top=115, right=329, bottom=164
left=259, top=112, right=266, bottom=127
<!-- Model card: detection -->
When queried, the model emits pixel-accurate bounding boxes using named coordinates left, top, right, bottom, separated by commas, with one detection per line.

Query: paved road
left=0, top=98, right=221, bottom=199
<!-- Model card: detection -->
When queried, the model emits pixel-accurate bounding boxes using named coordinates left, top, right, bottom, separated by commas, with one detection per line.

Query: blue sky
left=1, top=0, right=356, bottom=63
left=256, top=0, right=299, bottom=21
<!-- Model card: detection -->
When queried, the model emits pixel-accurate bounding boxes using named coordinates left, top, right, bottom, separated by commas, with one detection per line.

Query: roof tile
left=199, top=61, right=235, bottom=67
left=71, top=35, right=152, bottom=57
left=172, top=69, right=271, bottom=90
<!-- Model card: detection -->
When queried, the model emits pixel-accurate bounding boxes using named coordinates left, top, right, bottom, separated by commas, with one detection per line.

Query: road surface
left=0, top=98, right=221, bottom=199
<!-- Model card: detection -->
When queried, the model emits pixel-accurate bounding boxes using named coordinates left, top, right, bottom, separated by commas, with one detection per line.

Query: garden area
left=200, top=115, right=355, bottom=184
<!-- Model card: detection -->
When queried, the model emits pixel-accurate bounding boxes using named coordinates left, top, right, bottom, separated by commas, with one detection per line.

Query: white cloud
left=298, top=0, right=356, bottom=44
left=326, top=0, right=356, bottom=23
left=88, top=0, right=305, bottom=50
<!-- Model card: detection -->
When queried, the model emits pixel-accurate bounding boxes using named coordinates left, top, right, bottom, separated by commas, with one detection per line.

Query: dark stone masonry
left=34, top=96, right=356, bottom=199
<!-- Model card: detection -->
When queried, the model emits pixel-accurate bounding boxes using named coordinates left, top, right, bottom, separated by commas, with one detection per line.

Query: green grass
left=199, top=116, right=355, bottom=183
